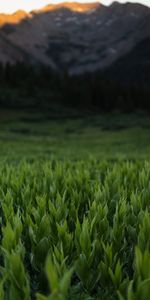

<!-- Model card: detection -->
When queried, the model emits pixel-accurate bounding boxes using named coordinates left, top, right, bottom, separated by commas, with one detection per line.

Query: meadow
left=1, top=110, right=150, bottom=160
left=0, top=110, right=150, bottom=300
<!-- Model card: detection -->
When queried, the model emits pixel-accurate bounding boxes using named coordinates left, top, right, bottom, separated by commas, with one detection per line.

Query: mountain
left=0, top=1, right=150, bottom=73
left=104, top=36, right=150, bottom=83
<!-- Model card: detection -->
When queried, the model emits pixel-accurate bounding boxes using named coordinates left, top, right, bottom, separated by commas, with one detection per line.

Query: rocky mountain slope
left=0, top=1, right=150, bottom=73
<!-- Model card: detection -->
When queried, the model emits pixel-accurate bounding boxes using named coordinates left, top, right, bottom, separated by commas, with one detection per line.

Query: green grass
left=0, top=159, right=150, bottom=300
left=0, top=110, right=150, bottom=299
left=0, top=110, right=150, bottom=161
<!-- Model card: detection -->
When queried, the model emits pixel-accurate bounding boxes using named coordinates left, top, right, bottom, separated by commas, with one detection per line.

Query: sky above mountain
left=0, top=0, right=149, bottom=13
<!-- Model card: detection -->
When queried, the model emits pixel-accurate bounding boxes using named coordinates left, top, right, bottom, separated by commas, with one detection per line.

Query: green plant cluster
left=0, top=159, right=149, bottom=300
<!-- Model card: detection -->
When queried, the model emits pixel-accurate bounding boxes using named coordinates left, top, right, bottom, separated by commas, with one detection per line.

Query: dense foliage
left=0, top=159, right=150, bottom=299
left=0, top=63, right=150, bottom=112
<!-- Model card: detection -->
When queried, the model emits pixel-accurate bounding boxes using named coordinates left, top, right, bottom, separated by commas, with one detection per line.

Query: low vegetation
left=0, top=160, right=150, bottom=299
left=0, top=112, right=149, bottom=299
left=1, top=110, right=150, bottom=161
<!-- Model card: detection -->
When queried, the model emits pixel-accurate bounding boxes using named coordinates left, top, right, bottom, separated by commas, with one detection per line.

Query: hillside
left=105, top=36, right=150, bottom=82
left=0, top=1, right=150, bottom=73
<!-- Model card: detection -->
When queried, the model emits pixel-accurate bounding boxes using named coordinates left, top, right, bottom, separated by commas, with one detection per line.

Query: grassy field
left=0, top=159, right=150, bottom=300
left=0, top=110, right=150, bottom=300
left=0, top=110, right=150, bottom=161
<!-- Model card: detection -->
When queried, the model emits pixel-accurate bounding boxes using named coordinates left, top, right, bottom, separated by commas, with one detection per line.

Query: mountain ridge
left=0, top=1, right=150, bottom=74
left=0, top=2, right=102, bottom=18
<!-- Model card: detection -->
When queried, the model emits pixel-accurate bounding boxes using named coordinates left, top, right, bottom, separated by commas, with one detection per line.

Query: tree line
left=0, top=62, right=150, bottom=113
